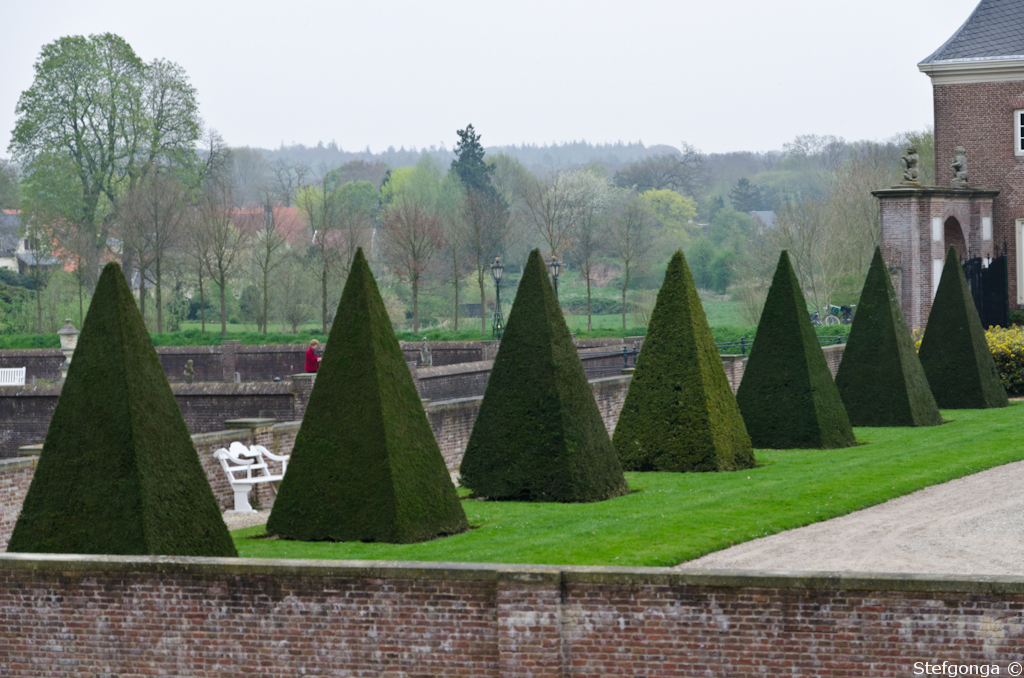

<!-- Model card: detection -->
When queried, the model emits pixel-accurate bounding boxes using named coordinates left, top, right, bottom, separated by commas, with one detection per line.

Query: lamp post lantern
left=490, top=256, right=505, bottom=339
left=57, top=318, right=80, bottom=383
left=546, top=254, right=561, bottom=302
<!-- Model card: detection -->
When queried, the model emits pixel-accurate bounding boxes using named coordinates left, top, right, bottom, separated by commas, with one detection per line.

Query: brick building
left=878, top=0, right=1024, bottom=329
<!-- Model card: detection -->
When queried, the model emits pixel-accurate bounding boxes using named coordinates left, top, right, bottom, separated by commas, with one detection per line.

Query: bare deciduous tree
left=608, top=194, right=654, bottom=330
left=612, top=142, right=711, bottom=196
left=249, top=204, right=288, bottom=334
left=564, top=170, right=614, bottom=331
left=516, top=172, right=572, bottom=261
left=380, top=196, right=443, bottom=334
left=461, top=188, right=514, bottom=334
left=276, top=251, right=316, bottom=333
left=119, top=171, right=188, bottom=332
left=296, top=166, right=344, bottom=331
left=271, top=159, right=309, bottom=208
left=199, top=179, right=251, bottom=336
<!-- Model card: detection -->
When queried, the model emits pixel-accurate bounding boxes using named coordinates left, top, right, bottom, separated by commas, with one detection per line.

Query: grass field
left=232, top=404, right=1024, bottom=567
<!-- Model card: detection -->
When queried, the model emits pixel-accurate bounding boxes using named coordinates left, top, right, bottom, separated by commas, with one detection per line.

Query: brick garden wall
left=0, top=382, right=303, bottom=459
left=0, top=375, right=633, bottom=535
left=0, top=457, right=34, bottom=552
left=0, top=343, right=848, bottom=458
left=0, top=555, right=1019, bottom=677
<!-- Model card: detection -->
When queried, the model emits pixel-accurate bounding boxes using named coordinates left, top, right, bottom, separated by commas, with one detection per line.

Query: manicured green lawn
left=235, top=404, right=1024, bottom=567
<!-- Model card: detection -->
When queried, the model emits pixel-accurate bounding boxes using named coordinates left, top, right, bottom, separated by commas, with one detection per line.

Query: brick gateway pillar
left=874, top=185, right=997, bottom=330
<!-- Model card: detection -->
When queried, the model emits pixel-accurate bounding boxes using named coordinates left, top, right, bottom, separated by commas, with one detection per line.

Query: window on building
left=1017, top=110, right=1024, bottom=156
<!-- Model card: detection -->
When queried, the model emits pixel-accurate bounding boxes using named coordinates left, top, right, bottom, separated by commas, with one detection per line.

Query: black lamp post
left=546, top=254, right=561, bottom=302
left=490, top=256, right=505, bottom=339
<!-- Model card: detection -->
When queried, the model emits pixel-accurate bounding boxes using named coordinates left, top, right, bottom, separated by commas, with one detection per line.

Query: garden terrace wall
left=0, top=349, right=64, bottom=383
left=0, top=381, right=302, bottom=458
left=0, top=377, right=632, bottom=531
left=0, top=555, right=1020, bottom=677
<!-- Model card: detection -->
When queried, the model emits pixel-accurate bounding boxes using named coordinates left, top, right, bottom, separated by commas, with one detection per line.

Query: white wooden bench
left=213, top=441, right=290, bottom=513
left=0, top=367, right=26, bottom=386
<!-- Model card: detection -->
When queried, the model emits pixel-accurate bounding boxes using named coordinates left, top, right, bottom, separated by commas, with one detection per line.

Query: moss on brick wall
left=918, top=246, right=1009, bottom=409
left=836, top=248, right=942, bottom=426
left=459, top=249, right=628, bottom=502
left=8, top=263, right=236, bottom=557
left=613, top=250, right=754, bottom=471
left=266, top=249, right=468, bottom=543
left=735, top=251, right=855, bottom=449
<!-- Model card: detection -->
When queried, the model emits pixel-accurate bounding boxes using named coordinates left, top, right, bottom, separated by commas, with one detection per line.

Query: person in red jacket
left=305, top=339, right=322, bottom=372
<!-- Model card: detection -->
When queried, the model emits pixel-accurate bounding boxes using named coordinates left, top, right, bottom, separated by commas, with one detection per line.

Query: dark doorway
left=963, top=253, right=1008, bottom=328
left=944, top=217, right=966, bottom=258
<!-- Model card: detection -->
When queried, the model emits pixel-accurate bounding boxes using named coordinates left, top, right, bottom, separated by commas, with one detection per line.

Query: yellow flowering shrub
left=986, top=326, right=1024, bottom=396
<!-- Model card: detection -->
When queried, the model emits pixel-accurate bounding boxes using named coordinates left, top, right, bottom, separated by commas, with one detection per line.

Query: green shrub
left=266, top=248, right=468, bottom=543
left=8, top=263, right=236, bottom=556
left=835, top=248, right=941, bottom=426
left=919, top=246, right=1009, bottom=409
left=986, top=326, right=1024, bottom=395
left=459, top=249, right=629, bottom=502
left=613, top=250, right=754, bottom=472
left=735, top=251, right=855, bottom=449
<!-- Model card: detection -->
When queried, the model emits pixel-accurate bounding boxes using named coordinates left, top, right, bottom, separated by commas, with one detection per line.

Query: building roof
left=0, top=212, right=20, bottom=254
left=921, top=0, right=1024, bottom=64
left=17, top=252, right=59, bottom=267
left=750, top=211, right=775, bottom=229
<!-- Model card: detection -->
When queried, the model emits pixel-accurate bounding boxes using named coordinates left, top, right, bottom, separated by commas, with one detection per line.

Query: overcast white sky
left=0, top=0, right=973, bottom=156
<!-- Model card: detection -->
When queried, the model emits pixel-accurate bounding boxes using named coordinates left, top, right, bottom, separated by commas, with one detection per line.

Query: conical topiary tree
left=266, top=248, right=468, bottom=543
left=613, top=250, right=754, bottom=471
left=8, top=263, right=236, bottom=556
left=735, top=250, right=856, bottom=449
left=459, top=249, right=629, bottom=502
left=918, top=246, right=1009, bottom=409
left=835, top=248, right=942, bottom=426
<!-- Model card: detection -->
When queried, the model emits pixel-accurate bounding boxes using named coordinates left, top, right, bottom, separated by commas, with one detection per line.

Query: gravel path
left=676, top=460, right=1024, bottom=576
left=223, top=510, right=271, bottom=532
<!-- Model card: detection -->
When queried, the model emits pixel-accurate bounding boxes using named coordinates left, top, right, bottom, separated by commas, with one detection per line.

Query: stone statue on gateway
left=951, top=146, right=969, bottom=187
left=901, top=145, right=920, bottom=184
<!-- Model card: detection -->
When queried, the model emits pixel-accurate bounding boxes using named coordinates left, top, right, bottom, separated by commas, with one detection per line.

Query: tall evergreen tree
left=8, top=263, right=236, bottom=556
left=459, top=249, right=629, bottom=502
left=451, top=124, right=495, bottom=195
left=267, top=248, right=468, bottom=543
left=736, top=250, right=855, bottom=449
left=835, top=248, right=942, bottom=426
left=614, top=250, right=754, bottom=471
left=918, top=246, right=1009, bottom=409
left=729, top=178, right=762, bottom=212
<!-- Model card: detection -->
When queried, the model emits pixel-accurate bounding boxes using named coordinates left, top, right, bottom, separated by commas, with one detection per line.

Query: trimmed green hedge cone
left=735, top=250, right=855, bottom=449
left=918, top=246, right=1009, bottom=409
left=836, top=248, right=942, bottom=426
left=613, top=250, right=754, bottom=471
left=8, top=263, right=236, bottom=556
left=459, top=249, right=628, bottom=502
left=266, top=248, right=468, bottom=542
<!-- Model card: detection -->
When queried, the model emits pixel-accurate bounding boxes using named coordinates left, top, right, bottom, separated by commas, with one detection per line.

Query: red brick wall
left=0, top=457, right=34, bottom=551
left=934, top=81, right=1024, bottom=304
left=0, top=556, right=1019, bottom=677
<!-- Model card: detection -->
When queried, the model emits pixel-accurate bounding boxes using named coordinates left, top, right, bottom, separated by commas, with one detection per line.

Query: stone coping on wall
left=0, top=456, right=37, bottom=472
left=0, top=552, right=1022, bottom=594
left=416, top=359, right=493, bottom=379
left=170, top=381, right=294, bottom=396
left=872, top=185, right=1000, bottom=200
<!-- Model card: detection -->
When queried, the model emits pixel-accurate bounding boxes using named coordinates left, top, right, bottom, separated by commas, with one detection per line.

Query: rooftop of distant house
left=750, top=211, right=775, bottom=229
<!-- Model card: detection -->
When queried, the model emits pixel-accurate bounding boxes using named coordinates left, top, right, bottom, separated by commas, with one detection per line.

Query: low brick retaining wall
left=0, top=375, right=633, bottom=546
left=0, top=381, right=304, bottom=458
left=0, top=554, right=1019, bottom=677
